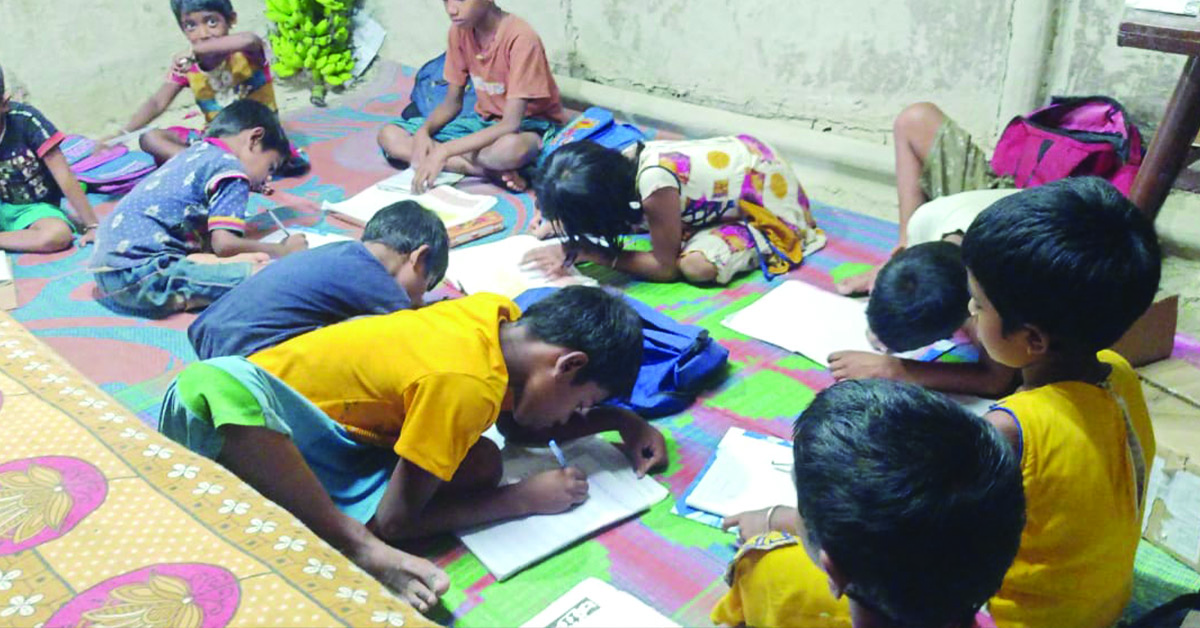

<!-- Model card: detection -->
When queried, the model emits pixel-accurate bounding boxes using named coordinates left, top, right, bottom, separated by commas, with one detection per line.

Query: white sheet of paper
left=260, top=228, right=354, bottom=249
left=722, top=280, right=875, bottom=367
left=376, top=168, right=464, bottom=193
left=1127, top=0, right=1200, bottom=16
left=446, top=235, right=598, bottom=299
left=685, top=428, right=797, bottom=518
left=521, top=578, right=679, bottom=628
left=459, top=437, right=669, bottom=581
left=350, top=12, right=388, bottom=77
left=322, top=179, right=495, bottom=228
left=0, top=252, right=12, bottom=284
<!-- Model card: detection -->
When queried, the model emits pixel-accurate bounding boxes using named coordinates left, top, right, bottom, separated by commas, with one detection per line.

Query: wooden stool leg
left=1132, top=55, right=1200, bottom=220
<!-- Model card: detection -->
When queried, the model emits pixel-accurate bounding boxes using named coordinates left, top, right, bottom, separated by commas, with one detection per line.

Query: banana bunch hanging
left=265, top=0, right=355, bottom=93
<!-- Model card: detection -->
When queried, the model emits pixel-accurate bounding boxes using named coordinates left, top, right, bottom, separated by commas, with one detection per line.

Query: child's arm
left=412, top=96, right=531, bottom=191
left=496, top=406, right=668, bottom=477
left=368, top=457, right=588, bottom=542
left=210, top=229, right=307, bottom=259
left=576, top=188, right=684, bottom=282
left=190, top=32, right=266, bottom=59
left=828, top=351, right=1019, bottom=398
left=41, top=147, right=99, bottom=244
left=723, top=506, right=802, bottom=542
left=110, top=80, right=185, bottom=139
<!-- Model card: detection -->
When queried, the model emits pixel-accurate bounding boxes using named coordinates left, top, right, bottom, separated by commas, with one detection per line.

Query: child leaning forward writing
left=523, top=138, right=825, bottom=285
left=90, top=100, right=307, bottom=317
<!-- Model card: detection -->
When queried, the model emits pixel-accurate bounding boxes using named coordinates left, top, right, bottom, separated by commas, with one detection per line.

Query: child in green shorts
left=0, top=66, right=100, bottom=252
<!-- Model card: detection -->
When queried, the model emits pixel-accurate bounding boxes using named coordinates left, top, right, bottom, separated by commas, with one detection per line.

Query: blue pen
left=548, top=440, right=567, bottom=468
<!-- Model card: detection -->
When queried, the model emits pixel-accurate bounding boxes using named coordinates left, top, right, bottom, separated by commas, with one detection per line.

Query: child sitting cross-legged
left=523, top=138, right=826, bottom=285
left=827, top=239, right=1019, bottom=398
left=160, top=286, right=668, bottom=611
left=189, top=200, right=449, bottom=359
left=713, top=379, right=1025, bottom=628
left=90, top=100, right=308, bottom=318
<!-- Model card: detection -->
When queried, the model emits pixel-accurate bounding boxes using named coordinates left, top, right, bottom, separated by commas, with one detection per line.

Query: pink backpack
left=990, top=97, right=1144, bottom=196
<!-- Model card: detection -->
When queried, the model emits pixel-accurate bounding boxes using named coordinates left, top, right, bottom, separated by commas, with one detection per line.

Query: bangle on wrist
left=765, top=505, right=780, bottom=532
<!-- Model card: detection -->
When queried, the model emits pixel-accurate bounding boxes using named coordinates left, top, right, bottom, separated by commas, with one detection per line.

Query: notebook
left=521, top=578, right=679, bottom=628
left=322, top=179, right=496, bottom=229
left=376, top=168, right=465, bottom=192
left=458, top=436, right=669, bottom=581
left=684, top=428, right=797, bottom=519
left=260, top=228, right=355, bottom=249
left=445, top=235, right=598, bottom=299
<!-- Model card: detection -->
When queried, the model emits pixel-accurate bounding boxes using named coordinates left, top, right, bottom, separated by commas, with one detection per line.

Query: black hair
left=518, top=286, right=643, bottom=397
left=793, top=379, right=1025, bottom=627
left=204, top=100, right=290, bottom=156
left=362, top=201, right=450, bottom=290
left=962, top=177, right=1161, bottom=351
left=534, top=141, right=641, bottom=254
left=171, top=0, right=235, bottom=22
left=867, top=242, right=969, bottom=352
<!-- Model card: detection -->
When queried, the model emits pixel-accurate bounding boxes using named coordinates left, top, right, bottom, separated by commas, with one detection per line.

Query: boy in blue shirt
left=189, top=200, right=450, bottom=359
left=0, top=65, right=101, bottom=252
left=90, top=100, right=308, bottom=317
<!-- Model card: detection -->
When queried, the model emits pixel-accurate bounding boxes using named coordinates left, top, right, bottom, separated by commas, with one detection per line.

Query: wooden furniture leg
left=1131, top=56, right=1200, bottom=220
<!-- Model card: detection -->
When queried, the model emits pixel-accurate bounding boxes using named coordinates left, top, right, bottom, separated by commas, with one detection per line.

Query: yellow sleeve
left=712, top=534, right=851, bottom=628
left=396, top=373, right=501, bottom=482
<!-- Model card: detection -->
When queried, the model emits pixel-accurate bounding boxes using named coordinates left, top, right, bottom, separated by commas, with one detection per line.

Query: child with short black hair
left=161, top=286, right=662, bottom=611
left=828, top=238, right=1019, bottom=398
left=0, top=65, right=101, bottom=252
left=91, top=100, right=308, bottom=317
left=963, top=176, right=1159, bottom=627
left=189, top=200, right=450, bottom=359
left=108, top=0, right=297, bottom=170
left=377, top=0, right=566, bottom=193
left=523, top=137, right=825, bottom=285
left=713, top=379, right=1025, bottom=628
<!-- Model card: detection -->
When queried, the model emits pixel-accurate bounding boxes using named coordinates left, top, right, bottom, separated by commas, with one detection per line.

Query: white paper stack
left=521, top=578, right=679, bottom=628
left=685, top=428, right=797, bottom=518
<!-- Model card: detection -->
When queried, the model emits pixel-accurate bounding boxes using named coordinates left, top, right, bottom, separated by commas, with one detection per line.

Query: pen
left=549, top=440, right=567, bottom=468
left=266, top=207, right=290, bottom=237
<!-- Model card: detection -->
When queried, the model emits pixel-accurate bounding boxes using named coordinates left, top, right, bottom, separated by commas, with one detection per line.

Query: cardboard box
left=1141, top=363, right=1200, bottom=571
left=1112, top=295, right=1179, bottom=367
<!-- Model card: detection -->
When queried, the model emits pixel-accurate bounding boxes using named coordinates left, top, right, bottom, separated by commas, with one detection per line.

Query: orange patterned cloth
left=0, top=312, right=435, bottom=628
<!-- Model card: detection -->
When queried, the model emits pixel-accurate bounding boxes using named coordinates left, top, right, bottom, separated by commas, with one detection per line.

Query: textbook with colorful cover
left=458, top=436, right=669, bottom=581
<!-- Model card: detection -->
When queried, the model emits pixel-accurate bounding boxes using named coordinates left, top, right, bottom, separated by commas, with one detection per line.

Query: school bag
left=990, top=96, right=1144, bottom=196
left=514, top=287, right=729, bottom=417
left=63, top=135, right=157, bottom=195
left=541, top=106, right=647, bottom=161
left=403, top=52, right=479, bottom=120
left=1118, top=590, right=1200, bottom=627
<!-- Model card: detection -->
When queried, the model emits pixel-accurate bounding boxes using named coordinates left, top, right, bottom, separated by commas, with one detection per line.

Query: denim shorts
left=94, top=255, right=252, bottom=318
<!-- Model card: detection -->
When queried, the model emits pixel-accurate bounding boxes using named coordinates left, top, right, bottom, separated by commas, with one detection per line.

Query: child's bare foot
left=186, top=252, right=272, bottom=265
left=494, top=170, right=528, bottom=193
left=353, top=544, right=450, bottom=613
left=836, top=268, right=879, bottom=295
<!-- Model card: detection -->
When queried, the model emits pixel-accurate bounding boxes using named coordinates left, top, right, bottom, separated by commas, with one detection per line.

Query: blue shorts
left=393, top=112, right=560, bottom=147
left=94, top=255, right=252, bottom=318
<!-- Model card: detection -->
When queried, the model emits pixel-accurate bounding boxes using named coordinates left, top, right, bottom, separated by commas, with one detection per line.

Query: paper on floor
left=685, top=428, right=797, bottom=518
left=376, top=168, right=465, bottom=193
left=322, top=178, right=496, bottom=228
left=260, top=228, right=354, bottom=249
left=458, top=436, right=669, bottom=581
left=521, top=578, right=679, bottom=628
left=446, top=235, right=598, bottom=299
left=1126, top=0, right=1200, bottom=16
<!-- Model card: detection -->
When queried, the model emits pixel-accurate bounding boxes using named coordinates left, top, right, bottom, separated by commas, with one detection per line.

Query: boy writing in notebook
left=161, top=287, right=666, bottom=610
left=713, top=379, right=1025, bottom=628
left=0, top=65, right=101, bottom=252
left=376, top=0, right=566, bottom=193
left=189, top=200, right=450, bottom=359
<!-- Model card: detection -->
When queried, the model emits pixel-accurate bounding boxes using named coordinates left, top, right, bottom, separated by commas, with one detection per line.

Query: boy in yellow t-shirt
left=160, top=287, right=662, bottom=612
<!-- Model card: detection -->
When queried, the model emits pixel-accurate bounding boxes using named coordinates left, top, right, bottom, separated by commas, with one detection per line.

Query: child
left=376, top=0, right=566, bottom=193
left=189, top=200, right=449, bottom=359
left=713, top=379, right=1025, bottom=628
left=827, top=239, right=1019, bottom=398
left=961, top=176, right=1159, bottom=628
left=522, top=138, right=825, bottom=285
left=160, top=287, right=663, bottom=610
left=108, top=0, right=292, bottom=169
left=0, top=65, right=101, bottom=252
left=91, top=100, right=308, bottom=317
left=836, top=102, right=1017, bottom=295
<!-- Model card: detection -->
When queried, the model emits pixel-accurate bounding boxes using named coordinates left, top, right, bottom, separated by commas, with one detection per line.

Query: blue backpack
left=406, top=53, right=479, bottom=120
left=540, top=107, right=646, bottom=165
left=515, top=287, right=729, bottom=417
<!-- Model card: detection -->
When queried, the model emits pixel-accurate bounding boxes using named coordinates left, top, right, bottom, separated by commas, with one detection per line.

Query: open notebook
left=458, top=436, right=669, bottom=581
left=260, top=228, right=354, bottom=249
left=521, top=578, right=679, bottom=628
left=684, top=428, right=797, bottom=519
left=446, top=235, right=598, bottom=299
left=322, top=176, right=496, bottom=229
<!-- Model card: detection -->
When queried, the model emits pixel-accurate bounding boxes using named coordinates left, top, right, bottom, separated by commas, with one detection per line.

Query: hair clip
left=629, top=201, right=642, bottom=210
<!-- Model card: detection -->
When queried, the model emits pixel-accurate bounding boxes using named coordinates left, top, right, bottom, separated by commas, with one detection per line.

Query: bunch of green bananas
left=266, top=0, right=355, bottom=87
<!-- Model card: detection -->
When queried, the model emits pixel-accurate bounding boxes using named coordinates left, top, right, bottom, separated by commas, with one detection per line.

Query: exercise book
left=684, top=427, right=797, bottom=519
left=376, top=167, right=465, bottom=192
left=260, top=228, right=355, bottom=248
left=322, top=176, right=496, bottom=228
left=458, top=436, right=669, bottom=581
left=445, top=234, right=598, bottom=299
left=521, top=578, right=680, bottom=628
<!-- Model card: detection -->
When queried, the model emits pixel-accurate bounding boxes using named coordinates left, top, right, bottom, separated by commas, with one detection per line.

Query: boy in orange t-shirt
left=377, top=0, right=566, bottom=193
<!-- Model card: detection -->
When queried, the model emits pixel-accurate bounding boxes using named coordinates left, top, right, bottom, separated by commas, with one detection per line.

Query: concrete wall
left=0, top=0, right=1187, bottom=146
